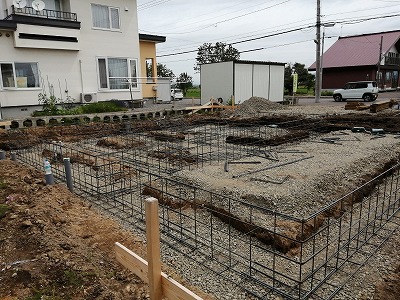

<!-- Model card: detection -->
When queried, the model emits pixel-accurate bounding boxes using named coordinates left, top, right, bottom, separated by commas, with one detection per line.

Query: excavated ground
left=1, top=105, right=400, bottom=299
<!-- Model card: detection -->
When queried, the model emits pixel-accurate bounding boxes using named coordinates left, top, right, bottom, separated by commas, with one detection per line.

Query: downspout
left=79, top=59, right=84, bottom=96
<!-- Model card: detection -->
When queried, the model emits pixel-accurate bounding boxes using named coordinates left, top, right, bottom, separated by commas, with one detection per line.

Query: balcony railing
left=385, top=56, right=400, bottom=66
left=4, top=5, right=77, bottom=22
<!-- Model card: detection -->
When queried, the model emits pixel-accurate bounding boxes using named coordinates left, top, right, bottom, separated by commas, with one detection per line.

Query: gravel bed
left=173, top=130, right=400, bottom=218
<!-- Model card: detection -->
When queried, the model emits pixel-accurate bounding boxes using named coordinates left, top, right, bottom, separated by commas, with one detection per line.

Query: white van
left=171, top=89, right=184, bottom=101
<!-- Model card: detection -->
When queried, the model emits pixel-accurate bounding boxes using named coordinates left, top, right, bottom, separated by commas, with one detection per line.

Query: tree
left=284, top=62, right=315, bottom=95
left=177, top=72, right=193, bottom=96
left=194, top=42, right=240, bottom=72
left=157, top=63, right=175, bottom=79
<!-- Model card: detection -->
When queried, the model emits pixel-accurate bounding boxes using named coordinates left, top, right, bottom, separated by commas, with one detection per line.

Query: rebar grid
left=14, top=120, right=400, bottom=300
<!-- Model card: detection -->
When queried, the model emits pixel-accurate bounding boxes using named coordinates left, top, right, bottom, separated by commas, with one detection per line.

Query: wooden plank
left=145, top=197, right=163, bottom=300
left=115, top=242, right=148, bottom=283
left=161, top=274, right=203, bottom=300
left=0, top=121, right=11, bottom=126
left=370, top=100, right=391, bottom=113
left=115, top=242, right=203, bottom=300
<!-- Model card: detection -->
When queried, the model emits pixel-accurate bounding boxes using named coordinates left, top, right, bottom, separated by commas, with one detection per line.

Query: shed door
left=234, top=64, right=253, bottom=104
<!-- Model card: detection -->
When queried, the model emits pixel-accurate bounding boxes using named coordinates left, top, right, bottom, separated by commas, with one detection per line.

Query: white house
left=200, top=60, right=285, bottom=105
left=0, top=0, right=142, bottom=119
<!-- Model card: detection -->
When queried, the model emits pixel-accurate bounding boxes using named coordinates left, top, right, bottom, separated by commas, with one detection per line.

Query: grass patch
left=0, top=181, right=7, bottom=189
left=0, top=204, right=9, bottom=218
left=63, top=270, right=83, bottom=287
left=186, top=88, right=201, bottom=98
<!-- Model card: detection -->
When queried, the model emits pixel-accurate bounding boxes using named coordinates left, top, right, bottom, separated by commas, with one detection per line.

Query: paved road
left=297, top=91, right=400, bottom=106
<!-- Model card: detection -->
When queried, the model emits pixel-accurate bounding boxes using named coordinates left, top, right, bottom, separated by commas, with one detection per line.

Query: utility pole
left=315, top=0, right=321, bottom=103
left=377, top=36, right=383, bottom=89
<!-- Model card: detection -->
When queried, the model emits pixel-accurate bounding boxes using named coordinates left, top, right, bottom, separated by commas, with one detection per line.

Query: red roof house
left=309, top=30, right=400, bottom=90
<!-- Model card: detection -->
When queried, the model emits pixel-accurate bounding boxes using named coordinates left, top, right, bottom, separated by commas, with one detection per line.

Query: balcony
left=3, top=5, right=80, bottom=29
left=384, top=56, right=400, bottom=66
left=2, top=5, right=81, bottom=50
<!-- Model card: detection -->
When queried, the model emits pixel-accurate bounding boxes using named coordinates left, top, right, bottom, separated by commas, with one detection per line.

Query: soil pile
left=0, top=160, right=149, bottom=299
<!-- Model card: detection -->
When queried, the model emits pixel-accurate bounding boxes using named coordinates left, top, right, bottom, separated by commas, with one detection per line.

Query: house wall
left=322, top=66, right=400, bottom=90
left=322, top=67, right=376, bottom=89
left=0, top=0, right=141, bottom=119
left=139, top=40, right=157, bottom=99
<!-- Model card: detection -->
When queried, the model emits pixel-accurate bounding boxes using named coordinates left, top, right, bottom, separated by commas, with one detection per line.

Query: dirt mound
left=225, top=97, right=287, bottom=118
left=0, top=160, right=149, bottom=299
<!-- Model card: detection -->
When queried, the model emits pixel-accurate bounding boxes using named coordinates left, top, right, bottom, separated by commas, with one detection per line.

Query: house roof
left=309, top=30, right=400, bottom=70
left=139, top=33, right=166, bottom=43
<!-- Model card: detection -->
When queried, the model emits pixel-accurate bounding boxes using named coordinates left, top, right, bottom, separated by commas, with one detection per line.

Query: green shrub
left=321, top=91, right=333, bottom=96
left=32, top=101, right=127, bottom=117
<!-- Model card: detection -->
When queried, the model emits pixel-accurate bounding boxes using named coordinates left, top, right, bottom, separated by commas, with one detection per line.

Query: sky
left=137, top=0, right=400, bottom=84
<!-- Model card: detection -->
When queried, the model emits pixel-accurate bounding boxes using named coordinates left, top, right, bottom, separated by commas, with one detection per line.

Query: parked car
left=171, top=88, right=184, bottom=101
left=333, top=81, right=378, bottom=102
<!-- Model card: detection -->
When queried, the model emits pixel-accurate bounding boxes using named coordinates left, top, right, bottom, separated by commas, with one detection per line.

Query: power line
left=157, top=25, right=314, bottom=57
left=138, top=0, right=173, bottom=11
left=140, top=0, right=269, bottom=33
left=158, top=40, right=311, bottom=63
left=156, top=13, right=400, bottom=58
left=140, top=0, right=291, bottom=35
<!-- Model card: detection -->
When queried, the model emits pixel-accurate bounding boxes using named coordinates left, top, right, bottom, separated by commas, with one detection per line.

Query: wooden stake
left=146, top=197, right=163, bottom=300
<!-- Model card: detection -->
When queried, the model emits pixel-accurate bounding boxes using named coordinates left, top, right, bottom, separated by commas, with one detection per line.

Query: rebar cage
left=15, top=120, right=400, bottom=299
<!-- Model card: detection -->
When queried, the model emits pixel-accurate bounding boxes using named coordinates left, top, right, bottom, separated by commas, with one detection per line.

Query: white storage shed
left=200, top=60, right=285, bottom=105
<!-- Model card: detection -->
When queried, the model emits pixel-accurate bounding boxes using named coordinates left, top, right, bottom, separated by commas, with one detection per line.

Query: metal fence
left=14, top=121, right=400, bottom=299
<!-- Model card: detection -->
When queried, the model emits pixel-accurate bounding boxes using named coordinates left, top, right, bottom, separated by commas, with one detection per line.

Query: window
left=91, top=4, right=120, bottom=30
left=0, top=62, right=40, bottom=89
left=97, top=58, right=137, bottom=90
left=146, top=58, right=154, bottom=83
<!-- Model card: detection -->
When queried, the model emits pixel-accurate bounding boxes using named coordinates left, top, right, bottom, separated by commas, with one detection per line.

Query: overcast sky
left=137, top=0, right=400, bottom=83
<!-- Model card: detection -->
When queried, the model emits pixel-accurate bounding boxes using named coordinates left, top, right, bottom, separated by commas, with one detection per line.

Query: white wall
left=234, top=63, right=253, bottom=104
left=200, top=61, right=284, bottom=106
left=200, top=61, right=233, bottom=105
left=269, top=65, right=284, bottom=102
left=0, top=0, right=142, bottom=118
left=235, top=62, right=284, bottom=103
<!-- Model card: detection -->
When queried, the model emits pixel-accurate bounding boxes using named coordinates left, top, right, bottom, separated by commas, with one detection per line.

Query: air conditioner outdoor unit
left=81, top=92, right=98, bottom=103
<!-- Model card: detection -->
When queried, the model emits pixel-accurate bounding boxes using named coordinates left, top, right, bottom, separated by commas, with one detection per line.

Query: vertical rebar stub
left=10, top=152, right=16, bottom=161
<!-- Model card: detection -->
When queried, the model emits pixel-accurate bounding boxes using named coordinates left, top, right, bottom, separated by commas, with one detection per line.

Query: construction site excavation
left=2, top=97, right=400, bottom=300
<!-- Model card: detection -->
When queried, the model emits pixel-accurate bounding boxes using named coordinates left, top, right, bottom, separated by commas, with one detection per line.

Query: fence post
left=0, top=150, right=5, bottom=160
left=145, top=197, right=163, bottom=300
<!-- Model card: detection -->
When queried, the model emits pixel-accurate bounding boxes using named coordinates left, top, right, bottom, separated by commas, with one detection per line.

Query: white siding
left=268, top=65, right=284, bottom=102
left=234, top=63, right=253, bottom=104
left=200, top=61, right=233, bottom=105
left=253, top=64, right=270, bottom=100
